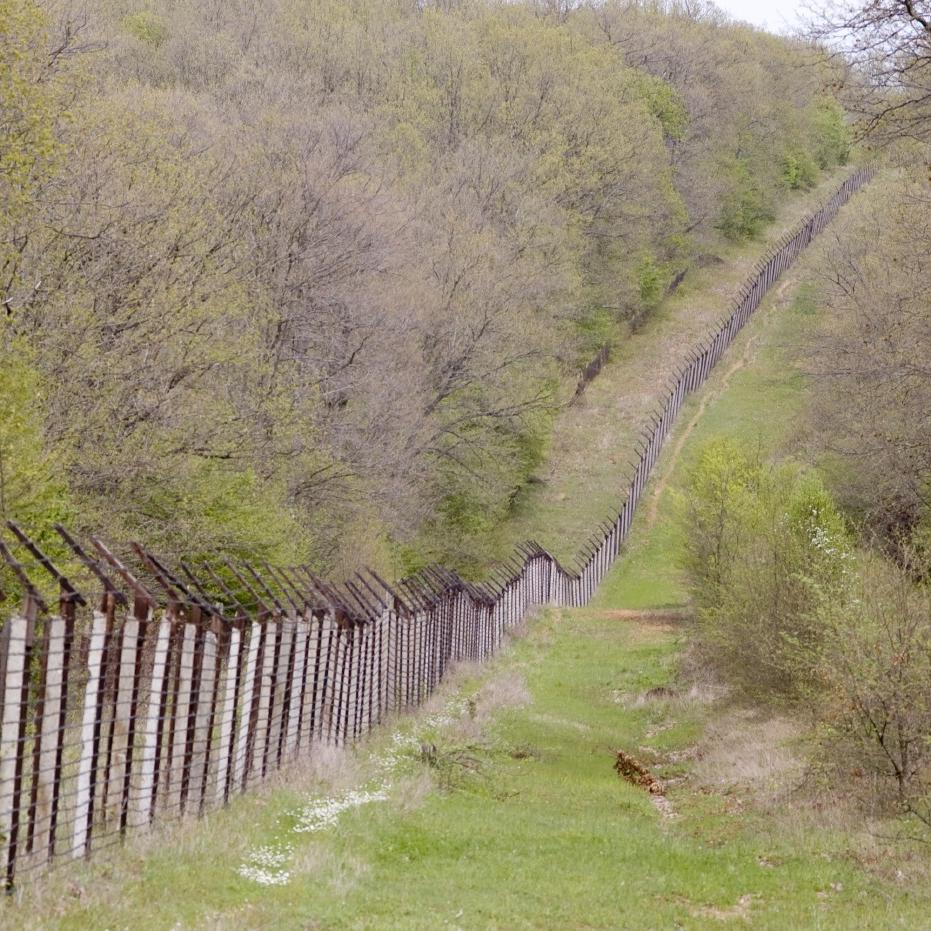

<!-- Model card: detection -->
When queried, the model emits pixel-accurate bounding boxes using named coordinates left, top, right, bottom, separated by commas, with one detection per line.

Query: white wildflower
left=237, top=843, right=294, bottom=886
left=291, top=788, right=388, bottom=834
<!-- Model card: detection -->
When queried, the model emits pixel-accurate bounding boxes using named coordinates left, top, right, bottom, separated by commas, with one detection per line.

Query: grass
left=10, top=172, right=929, bottom=929
left=18, top=616, right=929, bottom=928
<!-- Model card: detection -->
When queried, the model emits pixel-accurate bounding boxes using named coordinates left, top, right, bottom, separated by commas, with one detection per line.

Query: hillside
left=0, top=0, right=852, bottom=579
left=1, top=0, right=929, bottom=923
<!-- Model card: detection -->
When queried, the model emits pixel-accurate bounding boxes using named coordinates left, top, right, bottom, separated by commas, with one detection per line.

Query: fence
left=0, top=166, right=874, bottom=887
left=571, top=343, right=612, bottom=404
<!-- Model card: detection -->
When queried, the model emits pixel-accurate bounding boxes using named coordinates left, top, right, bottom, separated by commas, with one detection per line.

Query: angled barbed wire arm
left=365, top=569, right=414, bottom=616
left=0, top=540, right=49, bottom=620
left=397, top=578, right=429, bottom=612
left=7, top=522, right=87, bottom=611
left=199, top=562, right=250, bottom=620
left=55, top=525, right=128, bottom=614
left=89, top=536, right=157, bottom=618
left=354, top=572, right=388, bottom=612
left=291, top=567, right=338, bottom=614
left=317, top=577, right=362, bottom=623
left=135, top=546, right=216, bottom=617
left=240, top=562, right=286, bottom=616
left=261, top=563, right=303, bottom=614
left=178, top=562, right=227, bottom=616
left=222, top=560, right=272, bottom=620
left=343, top=580, right=377, bottom=619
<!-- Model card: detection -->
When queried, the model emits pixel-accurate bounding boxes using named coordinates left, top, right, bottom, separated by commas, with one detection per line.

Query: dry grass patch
left=691, top=708, right=804, bottom=802
left=472, top=671, right=532, bottom=719
left=692, top=892, right=758, bottom=923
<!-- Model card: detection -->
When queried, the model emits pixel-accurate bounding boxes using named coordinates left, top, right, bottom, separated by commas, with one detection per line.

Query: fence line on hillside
left=0, top=167, right=874, bottom=887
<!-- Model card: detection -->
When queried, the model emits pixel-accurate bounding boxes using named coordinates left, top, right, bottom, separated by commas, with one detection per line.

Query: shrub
left=681, top=440, right=851, bottom=699
left=122, top=11, right=169, bottom=48
left=636, top=254, right=664, bottom=309
left=814, top=555, right=931, bottom=829
left=808, top=95, right=851, bottom=169
left=682, top=442, right=931, bottom=832
left=782, top=150, right=819, bottom=190
left=716, top=161, right=776, bottom=240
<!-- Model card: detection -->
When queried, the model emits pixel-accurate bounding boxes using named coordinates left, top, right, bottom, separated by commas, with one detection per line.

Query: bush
left=716, top=161, right=776, bottom=240
left=636, top=254, right=665, bottom=309
left=681, top=440, right=851, bottom=699
left=782, top=150, right=819, bottom=190
left=814, top=555, right=931, bottom=829
left=682, top=440, right=931, bottom=832
left=122, top=11, right=169, bottom=48
left=808, top=96, right=851, bottom=169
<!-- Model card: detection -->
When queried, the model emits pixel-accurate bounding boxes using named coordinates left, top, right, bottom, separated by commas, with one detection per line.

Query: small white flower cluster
left=291, top=787, right=388, bottom=834
left=236, top=692, right=463, bottom=887
left=375, top=731, right=421, bottom=774
left=422, top=696, right=468, bottom=731
left=237, top=843, right=293, bottom=886
left=810, top=523, right=835, bottom=553
left=809, top=519, right=852, bottom=562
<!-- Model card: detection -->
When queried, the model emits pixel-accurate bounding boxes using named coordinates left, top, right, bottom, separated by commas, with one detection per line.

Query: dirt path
left=642, top=276, right=796, bottom=530
left=600, top=609, right=689, bottom=622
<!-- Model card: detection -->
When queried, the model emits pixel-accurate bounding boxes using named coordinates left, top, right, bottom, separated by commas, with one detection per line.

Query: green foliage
left=0, top=332, right=74, bottom=608
left=630, top=71, right=688, bottom=142
left=0, top=334, right=72, bottom=533
left=782, top=149, right=819, bottom=190
left=123, top=458, right=311, bottom=567
left=806, top=169, right=930, bottom=553
left=809, top=95, right=851, bottom=169
left=715, top=160, right=776, bottom=239
left=636, top=254, right=665, bottom=309
left=420, top=404, right=554, bottom=576
left=682, top=443, right=931, bottom=828
left=122, top=11, right=169, bottom=48
left=0, top=0, right=856, bottom=575
left=574, top=306, right=617, bottom=360
left=681, top=439, right=852, bottom=699
left=814, top=555, right=931, bottom=829
left=0, top=0, right=60, bottom=278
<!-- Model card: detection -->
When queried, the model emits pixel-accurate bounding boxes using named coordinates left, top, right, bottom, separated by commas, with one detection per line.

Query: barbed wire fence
left=0, top=167, right=874, bottom=887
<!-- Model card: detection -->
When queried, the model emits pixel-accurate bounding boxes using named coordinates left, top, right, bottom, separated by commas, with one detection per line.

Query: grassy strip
left=12, top=176, right=929, bottom=929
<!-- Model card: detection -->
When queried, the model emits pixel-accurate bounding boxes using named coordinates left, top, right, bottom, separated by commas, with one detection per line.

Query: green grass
left=594, top=264, right=819, bottom=613
left=13, top=176, right=929, bottom=929
left=22, top=614, right=929, bottom=928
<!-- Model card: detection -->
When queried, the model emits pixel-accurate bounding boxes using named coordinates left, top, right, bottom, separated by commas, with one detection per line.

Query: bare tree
left=808, top=0, right=931, bottom=141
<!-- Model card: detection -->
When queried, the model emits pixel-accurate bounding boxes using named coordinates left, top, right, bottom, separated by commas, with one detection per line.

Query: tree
left=816, top=553, right=931, bottom=829
left=0, top=0, right=61, bottom=302
left=681, top=439, right=852, bottom=699
left=0, top=0, right=853, bottom=574
left=809, top=0, right=931, bottom=142
left=805, top=168, right=931, bottom=550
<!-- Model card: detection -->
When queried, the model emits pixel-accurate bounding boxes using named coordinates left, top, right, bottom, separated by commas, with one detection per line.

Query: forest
left=0, top=0, right=852, bottom=577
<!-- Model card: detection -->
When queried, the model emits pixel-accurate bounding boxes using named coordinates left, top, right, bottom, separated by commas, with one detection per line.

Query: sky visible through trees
left=714, top=0, right=806, bottom=31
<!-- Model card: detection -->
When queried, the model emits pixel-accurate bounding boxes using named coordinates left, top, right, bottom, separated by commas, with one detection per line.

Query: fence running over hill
left=0, top=167, right=874, bottom=887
